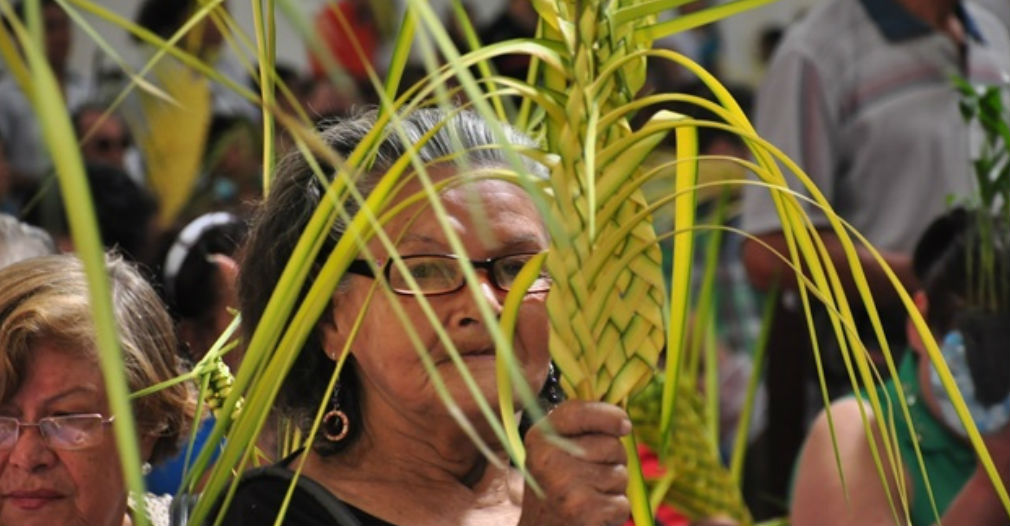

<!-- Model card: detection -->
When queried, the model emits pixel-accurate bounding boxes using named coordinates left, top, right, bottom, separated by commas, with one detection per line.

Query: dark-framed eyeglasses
left=0, top=414, right=115, bottom=451
left=92, top=136, right=130, bottom=153
left=346, top=253, right=551, bottom=296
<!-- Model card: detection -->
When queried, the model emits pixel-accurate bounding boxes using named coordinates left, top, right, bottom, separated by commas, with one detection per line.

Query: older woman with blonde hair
left=0, top=253, right=195, bottom=525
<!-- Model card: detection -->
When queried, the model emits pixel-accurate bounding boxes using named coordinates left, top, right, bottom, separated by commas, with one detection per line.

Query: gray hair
left=302, top=107, right=547, bottom=255
left=0, top=214, right=58, bottom=269
left=238, top=106, right=544, bottom=451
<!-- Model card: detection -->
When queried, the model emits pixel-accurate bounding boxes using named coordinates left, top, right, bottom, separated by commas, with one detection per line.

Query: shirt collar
left=858, top=0, right=985, bottom=43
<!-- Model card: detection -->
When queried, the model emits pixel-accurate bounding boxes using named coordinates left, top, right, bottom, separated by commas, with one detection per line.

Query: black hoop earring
left=322, top=384, right=350, bottom=442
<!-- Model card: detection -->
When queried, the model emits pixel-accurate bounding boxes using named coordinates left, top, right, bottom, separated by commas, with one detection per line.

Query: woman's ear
left=906, top=290, right=930, bottom=353
left=140, top=433, right=158, bottom=466
left=318, top=300, right=349, bottom=364
left=209, top=254, right=239, bottom=305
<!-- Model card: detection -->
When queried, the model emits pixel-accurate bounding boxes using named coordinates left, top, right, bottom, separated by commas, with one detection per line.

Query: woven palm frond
left=535, top=0, right=666, bottom=405
left=630, top=375, right=752, bottom=524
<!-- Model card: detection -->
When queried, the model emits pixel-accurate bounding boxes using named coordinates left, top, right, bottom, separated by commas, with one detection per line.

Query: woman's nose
left=455, top=274, right=505, bottom=327
left=7, top=427, right=58, bottom=472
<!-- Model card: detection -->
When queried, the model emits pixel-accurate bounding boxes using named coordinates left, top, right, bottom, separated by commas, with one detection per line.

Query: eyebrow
left=0, top=387, right=100, bottom=417
left=43, top=386, right=100, bottom=406
left=397, top=233, right=546, bottom=255
left=398, top=233, right=447, bottom=248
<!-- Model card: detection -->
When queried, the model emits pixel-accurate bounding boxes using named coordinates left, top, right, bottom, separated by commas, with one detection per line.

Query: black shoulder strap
left=246, top=465, right=364, bottom=526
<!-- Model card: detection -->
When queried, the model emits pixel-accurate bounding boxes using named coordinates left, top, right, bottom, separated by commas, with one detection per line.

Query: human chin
left=1, top=500, right=86, bottom=526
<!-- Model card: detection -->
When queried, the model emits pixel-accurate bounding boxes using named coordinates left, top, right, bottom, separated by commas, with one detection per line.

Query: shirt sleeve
left=741, top=43, right=838, bottom=237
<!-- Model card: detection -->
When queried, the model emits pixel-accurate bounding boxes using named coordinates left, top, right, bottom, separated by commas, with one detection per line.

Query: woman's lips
left=4, top=490, right=63, bottom=510
left=461, top=347, right=496, bottom=360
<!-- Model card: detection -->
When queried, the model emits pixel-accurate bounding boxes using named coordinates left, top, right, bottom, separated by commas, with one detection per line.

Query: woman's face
left=325, top=169, right=551, bottom=425
left=0, top=341, right=128, bottom=526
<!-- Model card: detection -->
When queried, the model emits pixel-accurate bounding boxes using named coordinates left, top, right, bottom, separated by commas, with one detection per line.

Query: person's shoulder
left=805, top=397, right=879, bottom=455
left=212, top=466, right=319, bottom=525
left=776, top=0, right=870, bottom=51
left=214, top=465, right=367, bottom=526
left=765, top=0, right=873, bottom=81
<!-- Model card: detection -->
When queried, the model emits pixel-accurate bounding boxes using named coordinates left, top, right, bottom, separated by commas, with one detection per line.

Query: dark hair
left=912, top=208, right=1009, bottom=331
left=162, top=212, right=246, bottom=319
left=238, top=107, right=543, bottom=454
left=71, top=103, right=128, bottom=139
left=913, top=208, right=1010, bottom=405
left=83, top=164, right=159, bottom=265
left=134, top=0, right=192, bottom=41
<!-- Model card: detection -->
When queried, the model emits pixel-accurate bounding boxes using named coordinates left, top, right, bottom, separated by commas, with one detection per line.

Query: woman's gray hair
left=0, top=213, right=57, bottom=269
left=238, top=107, right=544, bottom=452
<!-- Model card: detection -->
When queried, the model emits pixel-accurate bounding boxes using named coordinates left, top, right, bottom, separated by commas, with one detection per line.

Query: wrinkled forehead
left=377, top=168, right=548, bottom=254
left=1, top=335, right=99, bottom=405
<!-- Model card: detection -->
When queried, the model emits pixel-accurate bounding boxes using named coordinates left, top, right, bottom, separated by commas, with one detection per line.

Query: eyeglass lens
left=0, top=415, right=108, bottom=450
left=388, top=254, right=550, bottom=294
left=94, top=137, right=130, bottom=153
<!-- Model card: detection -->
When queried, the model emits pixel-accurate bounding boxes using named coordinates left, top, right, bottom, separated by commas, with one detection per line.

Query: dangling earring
left=322, top=384, right=350, bottom=442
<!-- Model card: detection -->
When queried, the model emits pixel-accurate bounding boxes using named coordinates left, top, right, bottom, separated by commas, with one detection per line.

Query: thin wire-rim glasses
left=0, top=413, right=115, bottom=451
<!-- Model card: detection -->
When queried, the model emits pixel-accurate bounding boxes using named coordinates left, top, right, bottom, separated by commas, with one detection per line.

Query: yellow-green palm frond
left=630, top=375, right=752, bottom=525
left=128, top=58, right=212, bottom=229
left=534, top=0, right=666, bottom=407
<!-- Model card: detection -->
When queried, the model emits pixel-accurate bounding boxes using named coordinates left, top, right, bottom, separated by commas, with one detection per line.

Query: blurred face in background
left=42, top=3, right=70, bottom=74
left=76, top=110, right=129, bottom=170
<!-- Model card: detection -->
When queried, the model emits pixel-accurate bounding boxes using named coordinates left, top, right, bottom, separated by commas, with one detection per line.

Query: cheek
left=516, top=296, right=550, bottom=384
left=68, top=447, right=127, bottom=524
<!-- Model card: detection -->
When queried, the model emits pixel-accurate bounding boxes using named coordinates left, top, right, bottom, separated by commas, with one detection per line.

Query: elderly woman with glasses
left=220, top=107, right=632, bottom=525
left=0, top=254, right=193, bottom=526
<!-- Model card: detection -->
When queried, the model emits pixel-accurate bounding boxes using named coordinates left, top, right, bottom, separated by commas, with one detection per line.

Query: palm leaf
left=0, top=1, right=149, bottom=523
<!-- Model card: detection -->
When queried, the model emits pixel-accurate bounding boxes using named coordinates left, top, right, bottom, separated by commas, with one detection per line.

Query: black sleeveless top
left=213, top=464, right=395, bottom=526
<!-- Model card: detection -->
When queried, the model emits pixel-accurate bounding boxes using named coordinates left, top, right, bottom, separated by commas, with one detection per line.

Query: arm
left=742, top=230, right=918, bottom=304
left=937, top=425, right=1010, bottom=525
left=792, top=400, right=1010, bottom=526
left=791, top=398, right=903, bottom=525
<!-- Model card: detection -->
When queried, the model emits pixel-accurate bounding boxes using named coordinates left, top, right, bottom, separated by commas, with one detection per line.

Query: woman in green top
left=790, top=209, right=1009, bottom=525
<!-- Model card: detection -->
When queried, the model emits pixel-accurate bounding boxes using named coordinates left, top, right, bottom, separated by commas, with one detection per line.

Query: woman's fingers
left=586, top=462, right=629, bottom=495
left=518, top=400, right=633, bottom=526
left=543, top=400, right=632, bottom=438
left=568, top=433, right=628, bottom=464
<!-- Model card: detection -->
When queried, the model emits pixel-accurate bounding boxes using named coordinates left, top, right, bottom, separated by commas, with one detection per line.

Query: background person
left=790, top=209, right=1010, bottom=525
left=219, top=107, right=632, bottom=525
left=0, top=253, right=195, bottom=525
left=0, top=213, right=57, bottom=269
left=738, top=0, right=1010, bottom=512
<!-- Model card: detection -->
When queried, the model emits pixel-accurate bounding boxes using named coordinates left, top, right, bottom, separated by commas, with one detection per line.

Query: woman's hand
left=517, top=400, right=631, bottom=526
